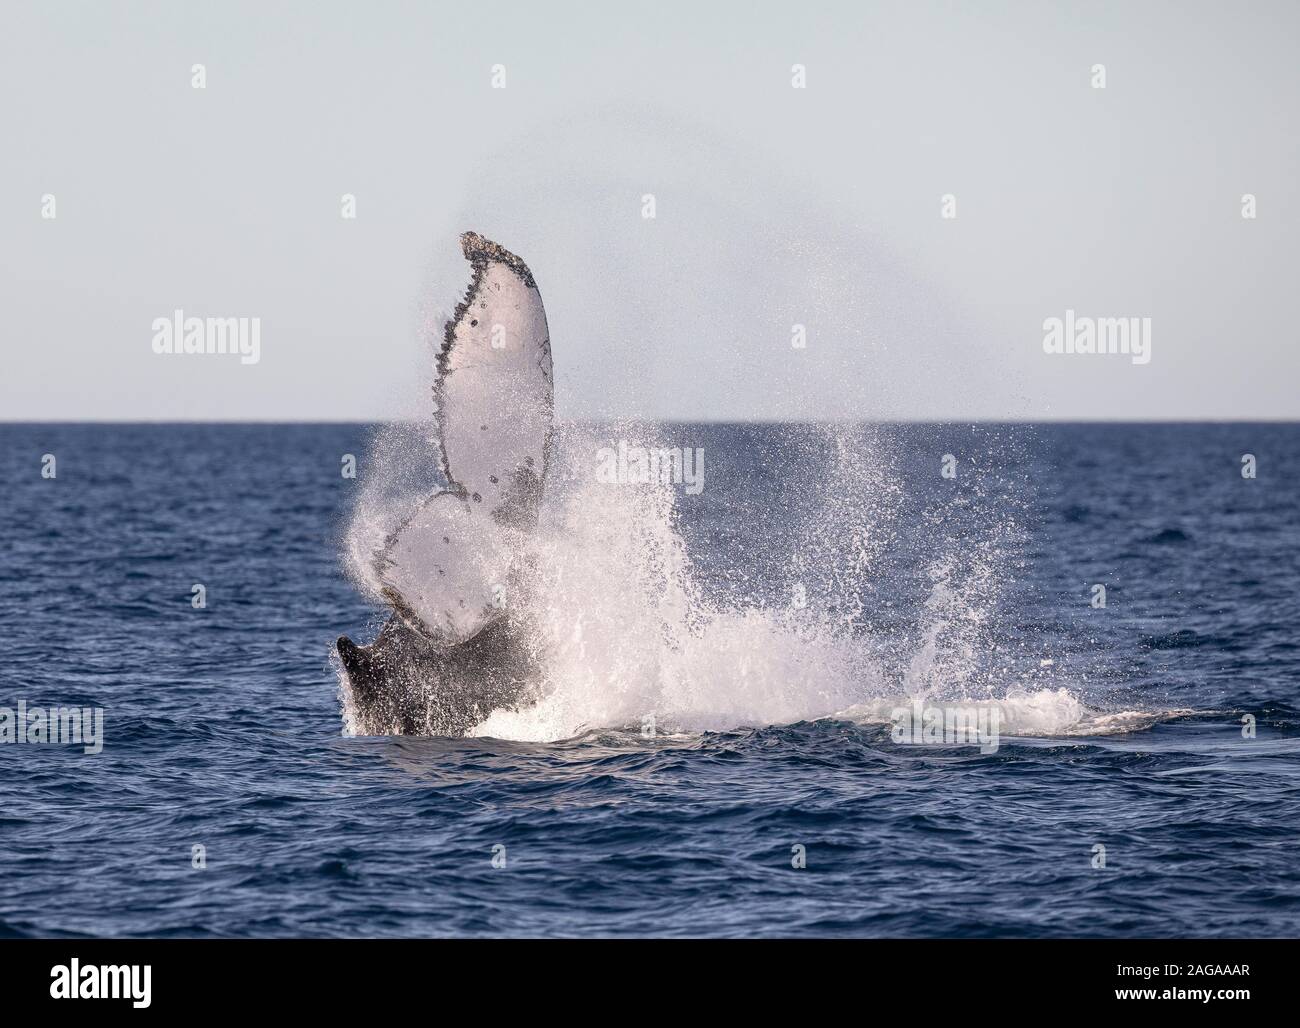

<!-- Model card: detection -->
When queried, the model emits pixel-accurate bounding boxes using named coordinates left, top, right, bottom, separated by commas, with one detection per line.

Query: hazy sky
left=2, top=0, right=1296, bottom=421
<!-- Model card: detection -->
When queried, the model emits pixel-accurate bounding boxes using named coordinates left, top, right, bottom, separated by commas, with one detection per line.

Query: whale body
left=337, top=232, right=553, bottom=736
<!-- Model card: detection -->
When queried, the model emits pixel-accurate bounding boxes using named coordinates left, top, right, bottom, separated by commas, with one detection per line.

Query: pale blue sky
left=1, top=0, right=1296, bottom=421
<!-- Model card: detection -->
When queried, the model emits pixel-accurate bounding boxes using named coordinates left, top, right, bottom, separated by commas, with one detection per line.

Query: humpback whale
left=337, top=231, right=553, bottom=736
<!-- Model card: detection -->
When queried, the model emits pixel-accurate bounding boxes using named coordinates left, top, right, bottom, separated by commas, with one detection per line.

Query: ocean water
left=1, top=421, right=1297, bottom=938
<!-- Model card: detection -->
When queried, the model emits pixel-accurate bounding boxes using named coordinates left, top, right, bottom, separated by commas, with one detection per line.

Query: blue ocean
left=1, top=422, right=1297, bottom=938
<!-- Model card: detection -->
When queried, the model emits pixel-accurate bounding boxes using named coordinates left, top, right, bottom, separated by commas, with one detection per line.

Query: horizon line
left=2, top=417, right=1298, bottom=426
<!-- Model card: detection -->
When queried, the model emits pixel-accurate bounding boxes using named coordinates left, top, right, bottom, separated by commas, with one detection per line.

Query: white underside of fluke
left=375, top=233, right=553, bottom=645
left=376, top=491, right=521, bottom=644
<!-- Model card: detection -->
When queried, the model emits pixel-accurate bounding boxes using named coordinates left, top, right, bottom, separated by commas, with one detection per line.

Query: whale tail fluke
left=372, top=233, right=553, bottom=648
left=338, top=232, right=554, bottom=736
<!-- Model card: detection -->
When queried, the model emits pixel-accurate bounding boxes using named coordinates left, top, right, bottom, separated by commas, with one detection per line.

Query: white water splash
left=475, top=445, right=878, bottom=740
left=343, top=421, right=1159, bottom=743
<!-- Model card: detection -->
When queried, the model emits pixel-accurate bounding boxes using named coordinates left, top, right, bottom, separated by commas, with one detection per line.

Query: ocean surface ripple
left=1, top=423, right=1297, bottom=938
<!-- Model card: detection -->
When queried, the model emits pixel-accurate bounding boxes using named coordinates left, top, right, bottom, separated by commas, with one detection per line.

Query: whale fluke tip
left=458, top=231, right=536, bottom=287
left=336, top=634, right=365, bottom=665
